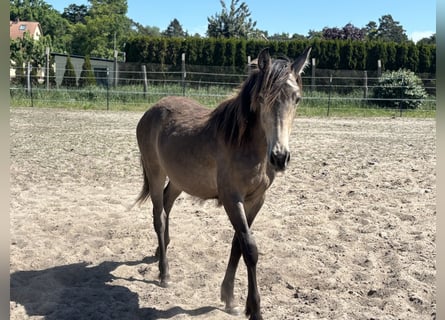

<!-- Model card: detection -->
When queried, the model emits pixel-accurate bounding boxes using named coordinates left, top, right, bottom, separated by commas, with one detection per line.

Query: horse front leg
left=222, top=199, right=263, bottom=320
left=221, top=234, right=242, bottom=315
left=221, top=197, right=264, bottom=317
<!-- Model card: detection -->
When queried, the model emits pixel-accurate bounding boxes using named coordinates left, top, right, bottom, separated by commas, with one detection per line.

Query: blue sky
left=47, top=0, right=436, bottom=42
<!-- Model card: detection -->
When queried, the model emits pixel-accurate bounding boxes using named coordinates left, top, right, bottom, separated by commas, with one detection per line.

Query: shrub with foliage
left=373, top=69, right=427, bottom=109
left=61, top=55, right=77, bottom=88
left=78, top=55, right=96, bottom=87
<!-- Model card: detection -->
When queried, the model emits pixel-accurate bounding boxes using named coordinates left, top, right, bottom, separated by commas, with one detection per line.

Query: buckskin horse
left=135, top=47, right=311, bottom=320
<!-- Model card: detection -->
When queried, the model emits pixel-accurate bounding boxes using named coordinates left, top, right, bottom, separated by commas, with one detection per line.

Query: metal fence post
left=142, top=65, right=148, bottom=99
left=377, top=59, right=382, bottom=78
left=27, top=62, right=34, bottom=107
left=363, top=70, right=368, bottom=106
left=327, top=74, right=332, bottom=117
left=181, top=53, right=186, bottom=96
left=46, top=47, right=50, bottom=90
left=106, top=68, right=110, bottom=111
left=114, top=50, right=118, bottom=88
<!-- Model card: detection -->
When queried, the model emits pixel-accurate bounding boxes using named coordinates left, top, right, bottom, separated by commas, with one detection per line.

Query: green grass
left=10, top=84, right=436, bottom=117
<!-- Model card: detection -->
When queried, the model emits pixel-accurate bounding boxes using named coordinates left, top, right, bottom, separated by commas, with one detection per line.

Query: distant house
left=10, top=18, right=43, bottom=41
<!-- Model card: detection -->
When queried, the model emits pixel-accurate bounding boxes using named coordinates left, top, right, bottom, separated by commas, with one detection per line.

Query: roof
left=10, top=19, right=43, bottom=40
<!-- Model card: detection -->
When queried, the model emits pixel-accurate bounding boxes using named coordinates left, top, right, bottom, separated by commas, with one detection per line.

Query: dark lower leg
left=221, top=234, right=242, bottom=312
left=239, top=232, right=261, bottom=319
left=153, top=207, right=169, bottom=286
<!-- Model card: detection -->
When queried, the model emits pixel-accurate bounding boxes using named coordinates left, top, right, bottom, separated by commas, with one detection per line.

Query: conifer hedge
left=124, top=37, right=435, bottom=74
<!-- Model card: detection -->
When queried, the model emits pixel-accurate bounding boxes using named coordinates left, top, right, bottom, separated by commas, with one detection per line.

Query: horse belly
left=158, top=137, right=219, bottom=200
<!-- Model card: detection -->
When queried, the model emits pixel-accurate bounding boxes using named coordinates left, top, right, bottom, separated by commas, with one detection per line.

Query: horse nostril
left=270, top=151, right=290, bottom=171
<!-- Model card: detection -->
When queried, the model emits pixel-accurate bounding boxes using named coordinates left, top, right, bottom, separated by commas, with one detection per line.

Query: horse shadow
left=10, top=257, right=218, bottom=319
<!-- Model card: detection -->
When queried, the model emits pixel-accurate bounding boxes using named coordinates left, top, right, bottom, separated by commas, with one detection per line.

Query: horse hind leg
left=154, top=181, right=182, bottom=257
left=146, top=169, right=172, bottom=287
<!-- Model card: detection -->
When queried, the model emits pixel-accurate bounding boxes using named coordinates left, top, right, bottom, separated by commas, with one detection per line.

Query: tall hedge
left=61, top=55, right=77, bottom=88
left=124, top=36, right=436, bottom=74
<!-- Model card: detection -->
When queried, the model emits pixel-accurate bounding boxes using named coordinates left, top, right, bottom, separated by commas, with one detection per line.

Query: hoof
left=224, top=306, right=241, bottom=316
left=159, top=274, right=171, bottom=288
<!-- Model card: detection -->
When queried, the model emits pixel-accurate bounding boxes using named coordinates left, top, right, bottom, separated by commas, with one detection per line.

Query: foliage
left=363, top=15, right=408, bottom=42
left=61, top=55, right=77, bottom=88
left=78, top=55, right=96, bottom=87
left=125, top=37, right=436, bottom=74
left=207, top=0, right=257, bottom=38
left=163, top=19, right=187, bottom=38
left=322, top=23, right=365, bottom=40
left=45, top=55, right=57, bottom=88
left=373, top=69, right=428, bottom=109
left=10, top=31, right=53, bottom=86
left=70, top=0, right=131, bottom=58
left=417, top=34, right=436, bottom=45
left=62, top=4, right=89, bottom=24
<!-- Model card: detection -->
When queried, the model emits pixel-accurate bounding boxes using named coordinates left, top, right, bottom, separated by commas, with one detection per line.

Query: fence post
left=142, top=65, right=148, bottom=99
left=311, top=58, right=316, bottom=91
left=363, top=70, right=368, bottom=102
left=106, top=67, right=110, bottom=111
left=46, top=47, right=50, bottom=90
left=27, top=62, right=34, bottom=107
left=399, top=74, right=404, bottom=117
left=181, top=53, right=186, bottom=96
left=327, top=73, right=332, bottom=117
left=377, top=59, right=382, bottom=77
left=113, top=50, right=118, bottom=88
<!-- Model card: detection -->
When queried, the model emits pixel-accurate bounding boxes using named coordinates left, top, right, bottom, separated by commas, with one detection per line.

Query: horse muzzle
left=269, top=150, right=290, bottom=171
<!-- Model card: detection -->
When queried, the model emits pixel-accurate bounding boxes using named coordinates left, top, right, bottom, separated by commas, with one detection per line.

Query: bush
left=78, top=55, right=96, bottom=87
left=373, top=69, right=427, bottom=109
left=61, top=55, right=77, bottom=88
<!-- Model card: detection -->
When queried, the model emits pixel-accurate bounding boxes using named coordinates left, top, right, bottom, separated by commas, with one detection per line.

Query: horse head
left=256, top=47, right=311, bottom=171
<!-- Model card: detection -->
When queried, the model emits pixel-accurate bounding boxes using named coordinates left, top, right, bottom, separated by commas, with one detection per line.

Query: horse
left=135, top=47, right=311, bottom=320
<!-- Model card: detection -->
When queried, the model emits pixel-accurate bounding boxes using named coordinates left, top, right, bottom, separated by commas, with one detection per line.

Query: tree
left=163, top=18, right=187, bottom=38
left=62, top=4, right=89, bottom=24
left=71, top=0, right=132, bottom=58
left=376, top=14, right=408, bottom=42
left=364, top=21, right=378, bottom=41
left=10, top=31, right=51, bottom=85
left=61, top=55, right=77, bottom=87
left=307, top=29, right=323, bottom=40
left=130, top=20, right=161, bottom=36
left=417, top=33, right=436, bottom=45
left=78, top=55, right=96, bottom=87
left=45, top=55, right=57, bottom=88
left=322, top=23, right=365, bottom=40
left=207, top=0, right=257, bottom=38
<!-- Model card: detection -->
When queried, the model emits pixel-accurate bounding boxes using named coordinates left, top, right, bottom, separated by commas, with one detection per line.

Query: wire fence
left=9, top=63, right=436, bottom=117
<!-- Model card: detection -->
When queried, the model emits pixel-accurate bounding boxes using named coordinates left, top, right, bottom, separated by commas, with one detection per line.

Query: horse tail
left=127, top=157, right=150, bottom=211
left=136, top=157, right=150, bottom=205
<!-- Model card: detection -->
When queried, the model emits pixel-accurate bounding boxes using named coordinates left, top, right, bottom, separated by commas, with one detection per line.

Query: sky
left=47, top=0, right=436, bottom=42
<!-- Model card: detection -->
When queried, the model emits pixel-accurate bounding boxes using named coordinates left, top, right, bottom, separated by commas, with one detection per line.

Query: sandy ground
left=10, top=107, right=436, bottom=320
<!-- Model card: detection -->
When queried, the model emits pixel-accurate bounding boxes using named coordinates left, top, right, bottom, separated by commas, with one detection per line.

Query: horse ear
left=292, top=47, right=312, bottom=75
left=257, top=48, right=271, bottom=72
